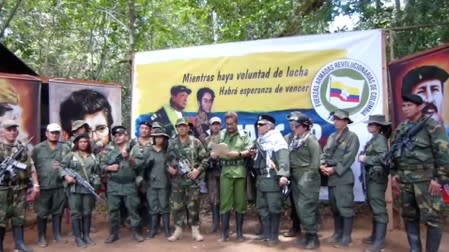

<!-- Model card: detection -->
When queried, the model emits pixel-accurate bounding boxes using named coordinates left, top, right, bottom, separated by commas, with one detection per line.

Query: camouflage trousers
left=34, top=187, right=66, bottom=219
left=0, top=188, right=26, bottom=227
left=400, top=181, right=444, bottom=228
left=207, top=170, right=220, bottom=206
left=170, top=184, right=200, bottom=227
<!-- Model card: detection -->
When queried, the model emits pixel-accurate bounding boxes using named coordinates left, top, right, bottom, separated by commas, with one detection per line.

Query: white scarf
left=257, top=130, right=288, bottom=173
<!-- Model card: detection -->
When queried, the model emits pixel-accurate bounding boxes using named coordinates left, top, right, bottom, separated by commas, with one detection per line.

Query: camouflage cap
left=402, top=66, right=449, bottom=96
left=175, top=117, right=190, bottom=127
left=1, top=118, right=19, bottom=129
left=151, top=128, right=170, bottom=138
left=151, top=121, right=162, bottom=129
left=287, top=111, right=303, bottom=121
left=330, top=109, right=353, bottom=124
left=71, top=120, right=89, bottom=132
left=171, top=85, right=192, bottom=96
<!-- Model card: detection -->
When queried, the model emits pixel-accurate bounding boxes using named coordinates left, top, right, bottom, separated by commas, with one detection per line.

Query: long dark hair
left=72, top=135, right=92, bottom=153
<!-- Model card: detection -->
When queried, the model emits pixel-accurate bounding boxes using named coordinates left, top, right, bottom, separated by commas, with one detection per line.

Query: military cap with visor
left=2, top=119, right=19, bottom=129
left=171, top=85, right=192, bottom=96
left=330, top=109, right=353, bottom=124
left=175, top=117, right=192, bottom=127
left=73, top=133, right=90, bottom=143
left=287, top=111, right=303, bottom=122
left=401, top=65, right=449, bottom=96
left=111, top=125, right=127, bottom=135
left=257, top=114, right=276, bottom=125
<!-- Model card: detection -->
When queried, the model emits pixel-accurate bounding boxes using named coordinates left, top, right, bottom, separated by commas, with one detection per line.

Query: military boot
left=13, top=226, right=33, bottom=252
left=104, top=232, right=119, bottom=244
left=325, top=214, right=343, bottom=243
left=236, top=212, right=245, bottom=241
left=268, top=213, right=281, bottom=246
left=167, top=225, right=183, bottom=242
left=52, top=214, right=66, bottom=243
left=192, top=225, right=204, bottom=241
left=362, top=220, right=376, bottom=245
left=0, top=227, right=5, bottom=252
left=298, top=233, right=320, bottom=250
left=255, top=215, right=270, bottom=241
left=334, top=217, right=353, bottom=247
left=405, top=220, right=422, bottom=252
left=255, top=214, right=264, bottom=236
left=149, top=215, right=159, bottom=238
left=425, top=225, right=442, bottom=252
left=365, top=222, right=386, bottom=252
left=37, top=217, right=48, bottom=247
left=218, top=212, right=230, bottom=242
left=71, top=219, right=87, bottom=248
left=162, top=214, right=171, bottom=237
left=210, top=204, right=220, bottom=233
left=82, top=215, right=95, bottom=245
left=132, top=227, right=144, bottom=242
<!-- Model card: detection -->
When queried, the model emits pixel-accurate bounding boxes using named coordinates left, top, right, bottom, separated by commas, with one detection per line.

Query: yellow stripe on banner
left=134, top=50, right=346, bottom=114
left=330, top=82, right=359, bottom=95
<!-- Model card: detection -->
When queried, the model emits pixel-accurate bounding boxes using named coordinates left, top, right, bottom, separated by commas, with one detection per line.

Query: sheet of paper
left=210, top=143, right=230, bottom=158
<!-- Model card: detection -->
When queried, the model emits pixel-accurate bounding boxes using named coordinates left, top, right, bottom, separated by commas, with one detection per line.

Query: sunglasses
left=257, top=123, right=267, bottom=127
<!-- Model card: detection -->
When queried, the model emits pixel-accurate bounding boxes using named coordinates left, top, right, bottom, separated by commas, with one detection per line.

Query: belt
left=222, top=160, right=243, bottom=167
left=254, top=168, right=275, bottom=176
left=109, top=177, right=135, bottom=184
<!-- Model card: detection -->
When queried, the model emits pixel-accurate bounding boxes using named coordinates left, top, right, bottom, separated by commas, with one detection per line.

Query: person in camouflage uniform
left=211, top=112, right=253, bottom=242
left=252, top=114, right=290, bottom=246
left=140, top=128, right=171, bottom=238
left=61, top=134, right=100, bottom=248
left=358, top=115, right=390, bottom=252
left=390, top=94, right=449, bottom=252
left=282, top=111, right=303, bottom=238
left=166, top=117, right=208, bottom=242
left=205, top=116, right=222, bottom=233
left=0, top=119, right=39, bottom=252
left=287, top=113, right=321, bottom=249
left=102, top=126, right=144, bottom=244
left=32, top=123, right=70, bottom=247
left=320, top=109, right=360, bottom=248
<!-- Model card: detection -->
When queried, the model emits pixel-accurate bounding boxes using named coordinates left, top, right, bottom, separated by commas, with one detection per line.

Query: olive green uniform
left=218, top=130, right=253, bottom=214
left=391, top=115, right=449, bottom=251
left=144, top=146, right=170, bottom=215
left=288, top=133, right=321, bottom=234
left=167, top=136, right=208, bottom=227
left=321, top=127, right=359, bottom=218
left=101, top=144, right=141, bottom=235
left=60, top=152, right=99, bottom=219
left=32, top=141, right=70, bottom=219
left=362, top=134, right=388, bottom=224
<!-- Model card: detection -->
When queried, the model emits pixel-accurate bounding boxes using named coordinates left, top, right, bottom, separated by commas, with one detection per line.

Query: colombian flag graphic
left=328, top=75, right=364, bottom=109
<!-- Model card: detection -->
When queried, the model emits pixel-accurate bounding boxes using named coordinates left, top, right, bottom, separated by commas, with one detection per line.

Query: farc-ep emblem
left=310, top=58, right=380, bottom=123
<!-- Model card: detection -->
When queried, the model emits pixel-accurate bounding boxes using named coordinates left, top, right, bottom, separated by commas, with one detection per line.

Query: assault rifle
left=281, top=180, right=291, bottom=201
left=383, top=116, right=430, bottom=172
left=169, top=148, right=200, bottom=185
left=0, top=137, right=33, bottom=184
left=64, top=168, right=102, bottom=200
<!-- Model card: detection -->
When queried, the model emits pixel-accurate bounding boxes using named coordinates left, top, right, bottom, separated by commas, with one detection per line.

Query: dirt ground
left=2, top=204, right=449, bottom=252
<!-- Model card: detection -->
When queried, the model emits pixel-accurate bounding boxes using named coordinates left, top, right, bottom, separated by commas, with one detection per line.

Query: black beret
left=402, top=66, right=449, bottom=96
left=73, top=133, right=90, bottom=143
left=296, top=115, right=313, bottom=127
left=111, top=125, right=127, bottom=135
left=257, top=114, right=275, bottom=124
left=171, top=85, right=192, bottom=96
left=402, top=94, right=424, bottom=105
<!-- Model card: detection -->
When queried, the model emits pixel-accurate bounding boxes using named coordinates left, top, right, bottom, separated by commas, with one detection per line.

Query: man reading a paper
left=210, top=112, right=253, bottom=242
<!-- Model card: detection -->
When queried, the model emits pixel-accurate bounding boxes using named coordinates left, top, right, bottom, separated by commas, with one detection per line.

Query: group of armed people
left=0, top=93, right=448, bottom=252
